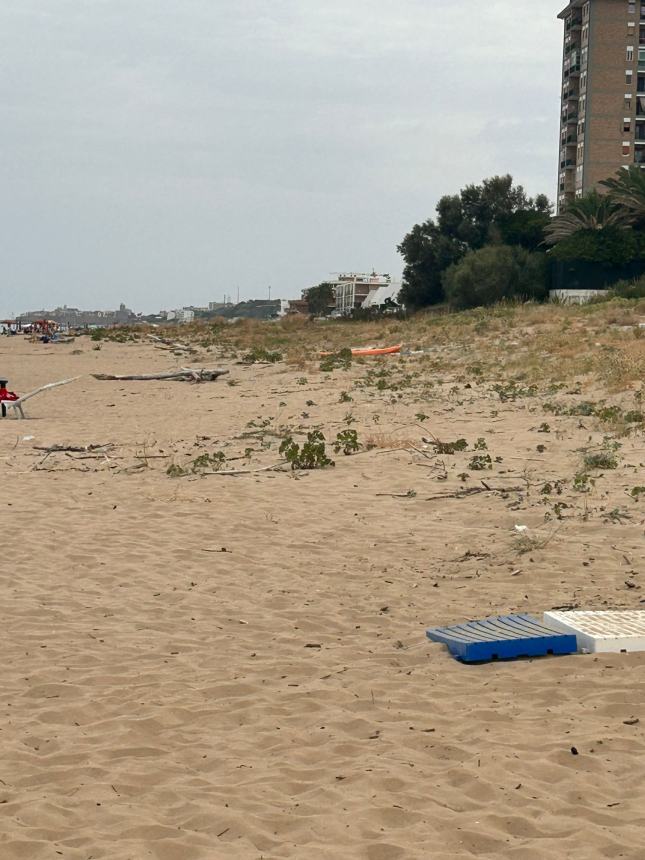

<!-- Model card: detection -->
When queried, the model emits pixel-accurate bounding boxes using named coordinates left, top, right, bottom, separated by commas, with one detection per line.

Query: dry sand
left=1, top=331, right=644, bottom=859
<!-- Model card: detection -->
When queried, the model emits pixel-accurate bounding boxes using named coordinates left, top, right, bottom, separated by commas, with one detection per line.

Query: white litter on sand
left=544, top=610, right=645, bottom=654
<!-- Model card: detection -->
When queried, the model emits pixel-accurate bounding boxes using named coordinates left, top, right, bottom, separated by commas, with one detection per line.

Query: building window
left=623, top=141, right=632, bottom=155
left=625, top=117, right=633, bottom=132
left=583, top=2, right=590, bottom=20
left=627, top=70, right=634, bottom=84
left=628, top=46, right=635, bottom=61
left=629, top=1, right=636, bottom=14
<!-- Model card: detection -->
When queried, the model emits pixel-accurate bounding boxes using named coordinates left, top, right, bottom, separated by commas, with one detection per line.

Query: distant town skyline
left=1, top=1, right=564, bottom=318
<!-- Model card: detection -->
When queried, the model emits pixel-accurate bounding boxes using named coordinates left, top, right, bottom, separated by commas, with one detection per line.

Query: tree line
left=398, top=167, right=645, bottom=310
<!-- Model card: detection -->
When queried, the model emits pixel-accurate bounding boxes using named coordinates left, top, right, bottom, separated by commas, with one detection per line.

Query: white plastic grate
left=543, top=610, right=645, bottom=654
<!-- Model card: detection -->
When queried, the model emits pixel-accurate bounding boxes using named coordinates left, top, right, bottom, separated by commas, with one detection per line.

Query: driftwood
left=1, top=376, right=81, bottom=419
left=92, top=368, right=228, bottom=383
left=200, top=462, right=286, bottom=476
left=33, top=443, right=112, bottom=453
left=147, top=334, right=196, bottom=354
left=425, top=482, right=524, bottom=502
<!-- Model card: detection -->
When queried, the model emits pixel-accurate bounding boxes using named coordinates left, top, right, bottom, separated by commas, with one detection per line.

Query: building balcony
left=564, top=65, right=581, bottom=79
left=562, top=132, right=578, bottom=145
left=565, top=14, right=582, bottom=31
left=560, top=159, right=576, bottom=169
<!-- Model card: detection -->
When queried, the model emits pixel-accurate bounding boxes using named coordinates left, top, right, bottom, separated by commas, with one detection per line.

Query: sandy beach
left=1, top=314, right=644, bottom=859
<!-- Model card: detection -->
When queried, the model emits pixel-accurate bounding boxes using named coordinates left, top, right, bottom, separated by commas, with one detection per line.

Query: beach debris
left=425, top=483, right=523, bottom=501
left=92, top=368, right=228, bottom=383
left=33, top=443, right=112, bottom=454
left=147, top=334, right=196, bottom=354
left=544, top=610, right=645, bottom=654
left=1, top=376, right=81, bottom=419
left=320, top=345, right=401, bottom=358
left=426, top=614, right=577, bottom=663
left=376, top=490, right=417, bottom=499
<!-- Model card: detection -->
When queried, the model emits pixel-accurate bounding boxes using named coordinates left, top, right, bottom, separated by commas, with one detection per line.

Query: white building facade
left=332, top=273, right=394, bottom=315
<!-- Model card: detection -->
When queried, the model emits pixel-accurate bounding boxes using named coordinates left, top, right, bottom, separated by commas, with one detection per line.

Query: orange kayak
left=320, top=344, right=402, bottom=357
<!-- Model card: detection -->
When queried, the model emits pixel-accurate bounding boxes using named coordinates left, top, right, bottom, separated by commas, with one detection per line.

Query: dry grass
left=363, top=432, right=420, bottom=450
left=140, top=298, right=645, bottom=392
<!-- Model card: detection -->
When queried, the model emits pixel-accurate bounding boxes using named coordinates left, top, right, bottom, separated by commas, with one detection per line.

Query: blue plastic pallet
left=426, top=613, right=578, bottom=663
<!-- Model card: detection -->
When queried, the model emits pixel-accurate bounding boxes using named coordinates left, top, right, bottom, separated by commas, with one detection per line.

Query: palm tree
left=544, top=190, right=629, bottom=245
left=601, top=165, right=645, bottom=223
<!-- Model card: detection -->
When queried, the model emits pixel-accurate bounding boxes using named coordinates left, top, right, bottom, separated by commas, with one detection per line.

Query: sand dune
left=1, top=333, right=644, bottom=859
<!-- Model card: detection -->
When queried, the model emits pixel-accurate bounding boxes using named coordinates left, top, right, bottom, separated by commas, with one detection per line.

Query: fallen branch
left=376, top=490, right=417, bottom=499
left=200, top=461, right=287, bottom=476
left=425, top=483, right=524, bottom=501
left=147, top=334, right=196, bottom=353
left=33, top=443, right=112, bottom=453
left=64, top=452, right=113, bottom=461
left=92, top=368, right=228, bottom=383
left=407, top=445, right=436, bottom=461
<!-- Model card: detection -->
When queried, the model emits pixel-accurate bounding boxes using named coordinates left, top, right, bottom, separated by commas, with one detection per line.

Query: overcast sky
left=1, top=0, right=564, bottom=315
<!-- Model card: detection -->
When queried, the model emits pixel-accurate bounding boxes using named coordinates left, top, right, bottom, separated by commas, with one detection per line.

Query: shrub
left=582, top=451, right=618, bottom=470
left=442, top=245, right=549, bottom=310
left=430, top=438, right=468, bottom=454
left=243, top=347, right=282, bottom=364
left=333, top=429, right=361, bottom=455
left=468, top=454, right=493, bottom=470
left=320, top=349, right=352, bottom=372
left=280, top=431, right=334, bottom=470
left=610, top=276, right=645, bottom=299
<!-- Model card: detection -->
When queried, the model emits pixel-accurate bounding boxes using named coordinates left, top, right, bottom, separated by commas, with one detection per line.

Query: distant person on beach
left=0, top=378, right=19, bottom=418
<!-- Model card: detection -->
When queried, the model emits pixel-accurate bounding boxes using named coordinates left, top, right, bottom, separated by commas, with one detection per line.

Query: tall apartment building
left=558, top=0, right=645, bottom=211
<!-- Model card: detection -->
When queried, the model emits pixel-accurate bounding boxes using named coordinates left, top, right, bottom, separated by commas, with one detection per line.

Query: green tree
left=398, top=222, right=465, bottom=308
left=442, top=245, right=549, bottom=310
left=495, top=207, right=552, bottom=250
left=601, top=165, right=645, bottom=226
left=545, top=190, right=628, bottom=245
left=549, top=226, right=644, bottom=265
left=398, top=176, right=552, bottom=308
left=306, top=282, right=335, bottom=316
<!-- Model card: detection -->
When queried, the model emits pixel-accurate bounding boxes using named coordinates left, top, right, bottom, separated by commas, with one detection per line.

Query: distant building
left=556, top=0, right=645, bottom=211
left=18, top=303, right=134, bottom=327
left=286, top=297, right=310, bottom=316
left=360, top=280, right=402, bottom=310
left=331, top=273, right=394, bottom=315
